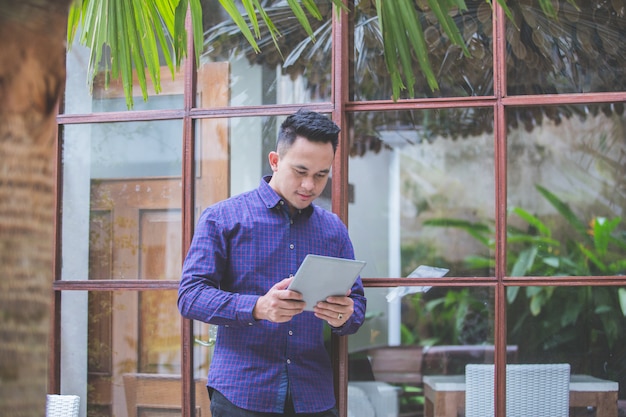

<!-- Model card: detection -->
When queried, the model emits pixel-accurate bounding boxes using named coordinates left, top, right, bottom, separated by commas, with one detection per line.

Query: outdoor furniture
left=422, top=345, right=518, bottom=375
left=350, top=345, right=519, bottom=417
left=367, top=345, right=425, bottom=385
left=349, top=381, right=400, bottom=417
left=359, top=344, right=519, bottom=385
left=465, top=363, right=570, bottom=417
left=347, top=384, right=376, bottom=417
left=46, top=394, right=80, bottom=417
left=122, top=373, right=210, bottom=417
left=423, top=372, right=619, bottom=417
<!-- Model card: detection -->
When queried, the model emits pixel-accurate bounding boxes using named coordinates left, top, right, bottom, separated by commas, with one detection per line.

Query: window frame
left=53, top=3, right=626, bottom=417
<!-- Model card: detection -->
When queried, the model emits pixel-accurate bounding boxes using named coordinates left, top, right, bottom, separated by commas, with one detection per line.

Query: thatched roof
left=203, top=0, right=625, bottom=156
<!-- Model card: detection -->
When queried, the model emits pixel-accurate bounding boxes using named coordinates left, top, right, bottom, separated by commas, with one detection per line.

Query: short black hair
left=277, top=109, right=340, bottom=153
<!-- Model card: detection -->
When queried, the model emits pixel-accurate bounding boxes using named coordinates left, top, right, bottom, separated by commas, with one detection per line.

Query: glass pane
left=348, top=109, right=496, bottom=278
left=199, top=0, right=332, bottom=106
left=61, top=122, right=183, bottom=281
left=59, top=290, right=209, bottom=417
left=507, top=1, right=626, bottom=94
left=64, top=38, right=184, bottom=114
left=194, top=115, right=334, bottom=214
left=507, top=286, right=625, bottom=416
left=348, top=285, right=495, bottom=417
left=506, top=103, right=626, bottom=276
left=351, top=1, right=494, bottom=101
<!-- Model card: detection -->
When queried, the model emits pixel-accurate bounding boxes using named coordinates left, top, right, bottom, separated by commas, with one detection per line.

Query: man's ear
left=268, top=151, right=279, bottom=171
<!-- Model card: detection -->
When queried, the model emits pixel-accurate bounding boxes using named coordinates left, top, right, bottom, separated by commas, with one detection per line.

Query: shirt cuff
left=237, top=294, right=260, bottom=325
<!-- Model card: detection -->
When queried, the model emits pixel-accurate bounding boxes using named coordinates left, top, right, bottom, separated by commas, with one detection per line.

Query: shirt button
left=280, top=200, right=285, bottom=205
left=287, top=359, right=291, bottom=364
left=289, top=244, right=294, bottom=250
left=248, top=323, right=253, bottom=326
left=289, top=330, right=293, bottom=336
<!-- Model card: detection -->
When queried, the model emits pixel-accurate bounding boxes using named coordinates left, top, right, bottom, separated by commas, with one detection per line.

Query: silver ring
left=337, top=314, right=343, bottom=320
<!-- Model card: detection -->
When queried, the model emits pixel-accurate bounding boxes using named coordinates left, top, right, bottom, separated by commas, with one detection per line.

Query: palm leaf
left=506, top=235, right=560, bottom=247
left=189, top=0, right=204, bottom=63
left=577, top=243, right=607, bottom=274
left=427, top=0, right=469, bottom=56
left=398, top=0, right=436, bottom=92
left=285, top=0, right=316, bottom=40
left=242, top=0, right=262, bottom=38
left=618, top=288, right=626, bottom=316
left=535, top=185, right=589, bottom=243
left=510, top=246, right=538, bottom=276
left=593, top=217, right=621, bottom=257
left=423, top=218, right=492, bottom=246
left=385, top=1, right=417, bottom=96
left=510, top=207, right=551, bottom=237
left=217, top=0, right=261, bottom=53
left=536, top=0, right=558, bottom=18
left=67, top=0, right=202, bottom=108
left=302, top=0, right=323, bottom=20
left=68, top=0, right=565, bottom=107
left=375, top=0, right=404, bottom=99
left=507, top=286, right=520, bottom=303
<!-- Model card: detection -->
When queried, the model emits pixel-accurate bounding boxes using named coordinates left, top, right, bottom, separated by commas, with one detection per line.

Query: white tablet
left=287, top=254, right=366, bottom=311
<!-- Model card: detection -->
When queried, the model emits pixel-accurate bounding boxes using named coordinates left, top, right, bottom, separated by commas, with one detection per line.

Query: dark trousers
left=209, top=388, right=338, bottom=417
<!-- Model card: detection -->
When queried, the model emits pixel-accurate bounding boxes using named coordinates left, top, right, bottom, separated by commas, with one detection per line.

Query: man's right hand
left=252, top=277, right=306, bottom=322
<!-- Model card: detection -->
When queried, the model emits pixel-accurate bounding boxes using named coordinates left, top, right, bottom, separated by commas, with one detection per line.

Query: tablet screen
left=287, top=254, right=366, bottom=311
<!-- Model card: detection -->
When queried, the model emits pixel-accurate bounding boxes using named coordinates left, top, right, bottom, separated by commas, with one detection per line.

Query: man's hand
left=314, top=290, right=353, bottom=327
left=253, top=277, right=306, bottom=323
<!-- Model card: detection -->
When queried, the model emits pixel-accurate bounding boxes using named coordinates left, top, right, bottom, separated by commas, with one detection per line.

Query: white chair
left=347, top=384, right=376, bottom=417
left=349, top=381, right=400, bottom=417
left=465, top=363, right=570, bottom=417
left=46, top=394, right=80, bottom=417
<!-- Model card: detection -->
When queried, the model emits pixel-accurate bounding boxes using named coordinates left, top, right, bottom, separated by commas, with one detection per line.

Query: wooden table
left=423, top=374, right=619, bottom=417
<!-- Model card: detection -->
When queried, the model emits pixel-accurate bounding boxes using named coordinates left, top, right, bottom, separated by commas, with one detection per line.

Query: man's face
left=268, top=135, right=334, bottom=212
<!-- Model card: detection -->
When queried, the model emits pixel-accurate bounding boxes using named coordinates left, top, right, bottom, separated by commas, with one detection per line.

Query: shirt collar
left=259, top=176, right=314, bottom=218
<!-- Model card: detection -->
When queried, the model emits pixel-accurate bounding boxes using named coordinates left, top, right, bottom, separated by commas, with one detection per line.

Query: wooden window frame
left=54, top=3, right=626, bottom=417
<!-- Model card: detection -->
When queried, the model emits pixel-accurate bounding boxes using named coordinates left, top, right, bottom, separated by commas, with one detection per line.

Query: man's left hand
left=313, top=291, right=353, bottom=327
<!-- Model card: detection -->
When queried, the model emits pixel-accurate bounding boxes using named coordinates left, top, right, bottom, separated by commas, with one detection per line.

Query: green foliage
left=66, top=0, right=343, bottom=109
left=67, top=0, right=202, bottom=108
left=423, top=185, right=626, bottom=279
left=422, top=184, right=626, bottom=384
left=66, top=0, right=567, bottom=108
left=401, top=288, right=492, bottom=346
left=373, top=0, right=516, bottom=99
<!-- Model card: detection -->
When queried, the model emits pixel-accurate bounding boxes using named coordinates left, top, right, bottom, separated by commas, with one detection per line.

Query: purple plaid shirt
left=178, top=176, right=366, bottom=413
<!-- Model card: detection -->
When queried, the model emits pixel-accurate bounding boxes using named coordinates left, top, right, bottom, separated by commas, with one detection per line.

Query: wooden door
left=88, top=178, right=184, bottom=417
left=86, top=62, right=229, bottom=417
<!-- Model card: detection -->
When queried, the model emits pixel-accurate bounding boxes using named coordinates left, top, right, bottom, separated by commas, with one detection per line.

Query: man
left=178, top=109, right=367, bottom=417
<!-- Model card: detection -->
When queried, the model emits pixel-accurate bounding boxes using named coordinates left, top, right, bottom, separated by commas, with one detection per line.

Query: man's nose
left=301, top=176, right=314, bottom=190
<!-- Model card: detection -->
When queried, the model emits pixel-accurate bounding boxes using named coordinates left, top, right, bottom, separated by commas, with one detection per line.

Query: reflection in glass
left=348, top=109, right=495, bottom=279
left=507, top=286, right=626, bottom=414
left=349, top=285, right=495, bottom=417
left=199, top=0, right=332, bottom=106
left=64, top=37, right=185, bottom=114
left=60, top=291, right=208, bottom=417
left=506, top=104, right=626, bottom=277
left=351, top=0, right=494, bottom=100
left=507, top=0, right=626, bottom=95
left=62, top=122, right=183, bottom=281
